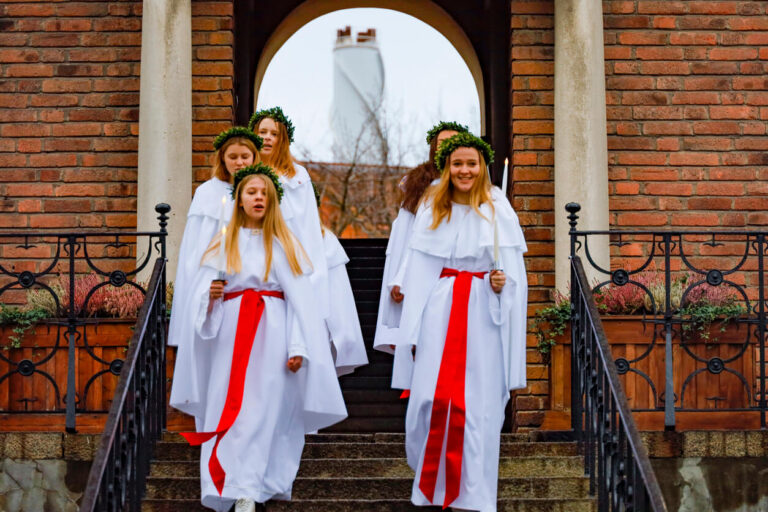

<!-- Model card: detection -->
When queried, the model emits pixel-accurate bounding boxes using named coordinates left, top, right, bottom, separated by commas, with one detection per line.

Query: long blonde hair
left=211, top=137, right=261, bottom=182
left=424, top=147, right=494, bottom=230
left=257, top=118, right=296, bottom=179
left=202, top=174, right=308, bottom=279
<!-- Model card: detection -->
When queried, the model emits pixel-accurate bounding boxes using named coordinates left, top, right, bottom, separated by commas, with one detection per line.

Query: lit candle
left=501, top=158, right=509, bottom=197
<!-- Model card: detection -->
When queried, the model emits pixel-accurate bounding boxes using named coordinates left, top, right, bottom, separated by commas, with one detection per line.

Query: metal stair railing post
left=566, top=203, right=667, bottom=512
left=79, top=203, right=170, bottom=512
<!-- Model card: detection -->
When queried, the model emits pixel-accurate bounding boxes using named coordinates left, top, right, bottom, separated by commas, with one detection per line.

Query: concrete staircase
left=140, top=432, right=596, bottom=512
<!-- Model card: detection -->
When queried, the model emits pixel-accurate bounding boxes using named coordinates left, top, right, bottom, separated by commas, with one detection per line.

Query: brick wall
left=511, top=0, right=768, bottom=430
left=605, top=0, right=768, bottom=233
left=0, top=1, right=234, bottom=288
left=510, top=0, right=556, bottom=431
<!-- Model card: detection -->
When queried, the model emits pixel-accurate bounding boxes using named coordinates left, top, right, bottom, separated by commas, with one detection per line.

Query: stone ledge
left=641, top=431, right=768, bottom=458
left=0, top=433, right=99, bottom=461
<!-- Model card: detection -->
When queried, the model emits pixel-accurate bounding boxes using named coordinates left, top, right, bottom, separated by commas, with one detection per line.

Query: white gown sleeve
left=169, top=264, right=218, bottom=424
left=394, top=248, right=446, bottom=348
left=326, top=262, right=368, bottom=376
left=497, top=246, right=528, bottom=392
left=273, top=244, right=347, bottom=432
left=167, top=214, right=219, bottom=347
left=285, top=176, right=331, bottom=320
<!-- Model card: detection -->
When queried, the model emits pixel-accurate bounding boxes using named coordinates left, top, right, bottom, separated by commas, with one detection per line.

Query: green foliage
left=681, top=300, right=746, bottom=342
left=0, top=306, right=50, bottom=349
left=531, top=300, right=572, bottom=356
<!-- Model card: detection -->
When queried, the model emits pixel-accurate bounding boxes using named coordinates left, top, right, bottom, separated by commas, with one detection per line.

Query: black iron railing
left=79, top=255, right=167, bottom=512
left=0, top=204, right=169, bottom=432
left=567, top=203, right=768, bottom=430
left=570, top=253, right=667, bottom=511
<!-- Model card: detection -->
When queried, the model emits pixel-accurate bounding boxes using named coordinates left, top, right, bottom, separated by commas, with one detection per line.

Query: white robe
left=169, top=164, right=330, bottom=350
left=322, top=229, right=368, bottom=376
left=167, top=178, right=233, bottom=348
left=169, top=229, right=347, bottom=511
left=372, top=207, right=417, bottom=389
left=280, top=163, right=330, bottom=320
left=394, top=190, right=528, bottom=512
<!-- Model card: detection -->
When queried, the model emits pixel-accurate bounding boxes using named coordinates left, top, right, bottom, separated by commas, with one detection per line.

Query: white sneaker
left=234, top=498, right=255, bottom=512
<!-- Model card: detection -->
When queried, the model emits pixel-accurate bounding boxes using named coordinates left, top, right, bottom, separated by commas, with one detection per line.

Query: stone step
left=160, top=432, right=531, bottom=444
left=153, top=440, right=578, bottom=461
left=142, top=498, right=596, bottom=512
left=267, top=499, right=597, bottom=512
left=149, top=456, right=583, bottom=479
left=145, top=476, right=590, bottom=500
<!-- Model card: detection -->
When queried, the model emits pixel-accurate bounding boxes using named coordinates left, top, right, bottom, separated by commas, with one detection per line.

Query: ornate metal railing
left=80, top=256, right=167, bottom=512
left=570, top=253, right=667, bottom=511
left=568, top=203, right=768, bottom=430
left=0, top=204, right=169, bottom=432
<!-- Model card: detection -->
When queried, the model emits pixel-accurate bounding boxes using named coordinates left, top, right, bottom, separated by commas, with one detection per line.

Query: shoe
left=234, top=498, right=256, bottom=512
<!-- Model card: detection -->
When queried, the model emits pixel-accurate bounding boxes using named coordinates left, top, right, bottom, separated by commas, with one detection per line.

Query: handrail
left=571, top=255, right=667, bottom=511
left=79, top=257, right=167, bottom=512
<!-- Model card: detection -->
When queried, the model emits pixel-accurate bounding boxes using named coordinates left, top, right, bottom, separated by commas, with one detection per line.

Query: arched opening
left=252, top=7, right=482, bottom=237
left=253, top=0, right=486, bottom=135
left=234, top=0, right=510, bottom=177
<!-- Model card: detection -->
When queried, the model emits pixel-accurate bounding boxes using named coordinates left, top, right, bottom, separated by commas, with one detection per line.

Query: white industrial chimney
left=331, top=26, right=385, bottom=164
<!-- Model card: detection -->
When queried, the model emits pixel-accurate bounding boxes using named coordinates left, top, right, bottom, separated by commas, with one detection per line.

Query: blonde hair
left=211, top=137, right=261, bottom=182
left=257, top=118, right=296, bottom=179
left=424, top=147, right=494, bottom=230
left=202, top=174, right=308, bottom=279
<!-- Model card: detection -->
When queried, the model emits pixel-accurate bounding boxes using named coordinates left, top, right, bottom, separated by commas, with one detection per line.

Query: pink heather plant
left=58, top=273, right=145, bottom=318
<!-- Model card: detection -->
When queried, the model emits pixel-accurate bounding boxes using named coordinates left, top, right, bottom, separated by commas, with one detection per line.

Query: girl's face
left=223, top=143, right=255, bottom=176
left=240, top=176, right=269, bottom=225
left=436, top=129, right=458, bottom=148
left=257, top=118, right=280, bottom=156
left=449, top=147, right=481, bottom=194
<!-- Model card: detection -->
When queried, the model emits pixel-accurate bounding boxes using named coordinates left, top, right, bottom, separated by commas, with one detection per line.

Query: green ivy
left=0, top=306, right=50, bottom=349
left=680, top=301, right=746, bottom=342
left=531, top=301, right=572, bottom=356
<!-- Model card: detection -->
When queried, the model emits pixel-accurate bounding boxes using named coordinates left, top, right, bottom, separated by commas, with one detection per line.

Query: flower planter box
left=0, top=319, right=136, bottom=413
left=543, top=315, right=760, bottom=430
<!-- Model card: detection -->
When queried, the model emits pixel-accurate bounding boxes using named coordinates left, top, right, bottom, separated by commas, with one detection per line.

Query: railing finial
left=155, top=203, right=171, bottom=233
left=566, top=203, right=581, bottom=233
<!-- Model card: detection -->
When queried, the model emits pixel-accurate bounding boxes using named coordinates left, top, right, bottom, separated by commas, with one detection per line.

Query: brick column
left=137, top=0, right=192, bottom=278
left=554, top=0, right=610, bottom=290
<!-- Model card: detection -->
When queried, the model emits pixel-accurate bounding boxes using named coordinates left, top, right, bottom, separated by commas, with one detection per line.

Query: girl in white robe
left=374, top=122, right=470, bottom=392
left=322, top=225, right=368, bottom=376
left=167, top=127, right=262, bottom=350
left=169, top=165, right=347, bottom=512
left=250, top=107, right=330, bottom=319
left=393, top=134, right=527, bottom=512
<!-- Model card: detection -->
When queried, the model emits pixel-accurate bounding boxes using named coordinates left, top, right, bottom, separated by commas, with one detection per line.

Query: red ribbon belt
left=419, top=268, right=487, bottom=508
left=180, top=288, right=285, bottom=496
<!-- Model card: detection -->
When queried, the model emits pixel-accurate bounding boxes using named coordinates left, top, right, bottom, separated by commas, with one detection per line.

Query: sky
left=256, top=8, right=481, bottom=167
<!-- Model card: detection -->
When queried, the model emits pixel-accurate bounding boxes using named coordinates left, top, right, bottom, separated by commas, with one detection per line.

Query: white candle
left=493, top=218, right=500, bottom=264
left=217, top=226, right=227, bottom=278
left=216, top=195, right=227, bottom=237
left=501, top=158, right=509, bottom=197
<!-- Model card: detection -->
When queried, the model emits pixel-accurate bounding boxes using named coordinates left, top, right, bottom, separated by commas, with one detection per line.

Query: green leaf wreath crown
left=434, top=133, right=494, bottom=171
left=231, top=164, right=284, bottom=202
left=426, top=121, right=469, bottom=144
left=213, top=126, right=263, bottom=151
left=248, top=106, right=296, bottom=143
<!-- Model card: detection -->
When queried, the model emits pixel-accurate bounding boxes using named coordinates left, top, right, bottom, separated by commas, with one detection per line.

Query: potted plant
left=535, top=269, right=751, bottom=426
left=0, top=273, right=148, bottom=412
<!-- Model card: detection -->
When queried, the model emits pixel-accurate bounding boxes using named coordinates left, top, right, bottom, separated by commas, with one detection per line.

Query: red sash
left=180, top=288, right=285, bottom=496
left=418, top=268, right=487, bottom=508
